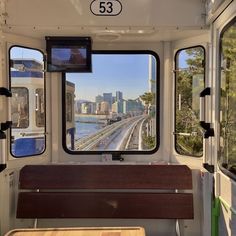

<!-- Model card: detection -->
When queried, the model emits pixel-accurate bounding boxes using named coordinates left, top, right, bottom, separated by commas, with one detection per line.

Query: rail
left=124, top=116, right=147, bottom=150
left=75, top=116, right=144, bottom=151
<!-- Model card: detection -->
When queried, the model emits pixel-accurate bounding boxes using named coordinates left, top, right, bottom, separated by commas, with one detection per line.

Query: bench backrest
left=17, top=165, right=193, bottom=219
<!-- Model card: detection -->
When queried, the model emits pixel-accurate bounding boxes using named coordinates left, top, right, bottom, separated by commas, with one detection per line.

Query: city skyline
left=76, top=90, right=141, bottom=103
left=75, top=89, right=144, bottom=115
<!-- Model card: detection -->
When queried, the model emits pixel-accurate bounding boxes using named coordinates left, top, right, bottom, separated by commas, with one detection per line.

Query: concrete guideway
left=75, top=115, right=146, bottom=151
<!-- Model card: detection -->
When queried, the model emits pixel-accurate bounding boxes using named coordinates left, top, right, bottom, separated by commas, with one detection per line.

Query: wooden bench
left=17, top=165, right=193, bottom=219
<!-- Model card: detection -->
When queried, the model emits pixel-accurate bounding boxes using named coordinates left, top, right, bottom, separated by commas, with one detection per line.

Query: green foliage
left=185, top=48, right=204, bottom=71
left=175, top=47, right=204, bottom=156
left=176, top=135, right=203, bottom=156
left=140, top=92, right=156, bottom=117
left=140, top=92, right=155, bottom=105
left=220, top=24, right=236, bottom=169
left=143, top=135, right=156, bottom=149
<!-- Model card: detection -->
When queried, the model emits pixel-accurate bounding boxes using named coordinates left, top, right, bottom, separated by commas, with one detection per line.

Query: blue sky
left=179, top=50, right=189, bottom=68
left=66, top=54, right=151, bottom=101
left=10, top=46, right=43, bottom=62
left=10, top=47, right=193, bottom=103
left=9, top=46, right=198, bottom=104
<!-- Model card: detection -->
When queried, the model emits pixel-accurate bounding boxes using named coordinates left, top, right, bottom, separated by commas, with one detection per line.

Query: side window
left=11, top=87, right=29, bottom=128
left=219, top=19, right=236, bottom=177
left=66, top=92, right=73, bottom=122
left=35, top=88, right=45, bottom=127
left=63, top=52, right=159, bottom=154
left=10, top=46, right=46, bottom=157
left=175, top=46, right=205, bottom=157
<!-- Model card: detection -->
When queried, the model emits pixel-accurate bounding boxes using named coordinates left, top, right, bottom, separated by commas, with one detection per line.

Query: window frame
left=9, top=45, right=47, bottom=158
left=219, top=17, right=236, bottom=181
left=174, top=45, right=206, bottom=157
left=62, top=50, right=160, bottom=155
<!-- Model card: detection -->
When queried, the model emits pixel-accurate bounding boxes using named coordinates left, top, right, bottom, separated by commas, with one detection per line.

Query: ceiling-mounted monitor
left=45, top=36, right=92, bottom=72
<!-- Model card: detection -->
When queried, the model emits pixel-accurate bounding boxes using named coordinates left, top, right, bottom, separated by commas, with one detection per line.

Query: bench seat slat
left=19, top=165, right=192, bottom=190
left=17, top=192, right=194, bottom=219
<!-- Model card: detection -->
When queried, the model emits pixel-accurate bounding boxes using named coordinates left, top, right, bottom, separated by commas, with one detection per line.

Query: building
left=112, top=101, right=123, bottom=114
left=148, top=56, right=156, bottom=137
left=80, top=102, right=96, bottom=114
left=89, top=102, right=96, bottom=114
left=116, top=91, right=123, bottom=101
left=75, top=100, right=81, bottom=113
left=103, top=93, right=113, bottom=109
left=81, top=103, right=89, bottom=114
left=123, top=99, right=143, bottom=115
left=148, top=55, right=156, bottom=93
left=99, top=101, right=109, bottom=115
left=95, top=95, right=103, bottom=104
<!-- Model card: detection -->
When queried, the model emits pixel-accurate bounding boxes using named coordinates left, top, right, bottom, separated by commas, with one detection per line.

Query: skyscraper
left=95, top=95, right=103, bottom=104
left=148, top=55, right=156, bottom=138
left=148, top=55, right=156, bottom=93
left=112, top=101, right=123, bottom=114
left=103, top=93, right=113, bottom=109
left=116, top=91, right=123, bottom=101
left=123, top=99, right=143, bottom=115
left=100, top=101, right=109, bottom=115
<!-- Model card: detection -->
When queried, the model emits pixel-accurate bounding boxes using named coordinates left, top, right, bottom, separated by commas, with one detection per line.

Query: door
left=210, top=1, right=236, bottom=235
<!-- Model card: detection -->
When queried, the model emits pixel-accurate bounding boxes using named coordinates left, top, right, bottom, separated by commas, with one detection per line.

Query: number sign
left=90, top=0, right=122, bottom=16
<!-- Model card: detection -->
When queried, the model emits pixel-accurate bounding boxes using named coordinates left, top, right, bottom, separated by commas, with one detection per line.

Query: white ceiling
left=2, top=0, right=209, bottom=42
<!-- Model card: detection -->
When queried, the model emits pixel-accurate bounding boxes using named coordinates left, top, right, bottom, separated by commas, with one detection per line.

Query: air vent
left=95, top=33, right=121, bottom=41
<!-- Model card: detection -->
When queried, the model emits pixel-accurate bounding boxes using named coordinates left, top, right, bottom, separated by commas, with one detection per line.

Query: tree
left=140, top=92, right=156, bottom=150
left=140, top=92, right=155, bottom=106
left=220, top=25, right=236, bottom=169
left=140, top=92, right=155, bottom=115
left=175, top=47, right=204, bottom=156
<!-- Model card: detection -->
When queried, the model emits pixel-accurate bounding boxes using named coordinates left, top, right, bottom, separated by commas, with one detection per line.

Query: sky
left=10, top=47, right=152, bottom=102
left=66, top=54, right=151, bottom=101
left=179, top=50, right=188, bottom=68
left=9, top=47, right=192, bottom=103
left=10, top=46, right=44, bottom=62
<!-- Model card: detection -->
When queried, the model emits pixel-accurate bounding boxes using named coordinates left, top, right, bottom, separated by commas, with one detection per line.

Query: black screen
left=46, top=37, right=92, bottom=72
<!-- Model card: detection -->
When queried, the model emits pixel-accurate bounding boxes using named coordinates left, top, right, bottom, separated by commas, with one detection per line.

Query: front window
left=63, top=51, right=159, bottom=154
left=219, top=19, right=236, bottom=177
left=175, top=46, right=205, bottom=157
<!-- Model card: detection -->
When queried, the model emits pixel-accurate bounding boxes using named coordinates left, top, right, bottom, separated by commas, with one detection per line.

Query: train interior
left=0, top=0, right=236, bottom=236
